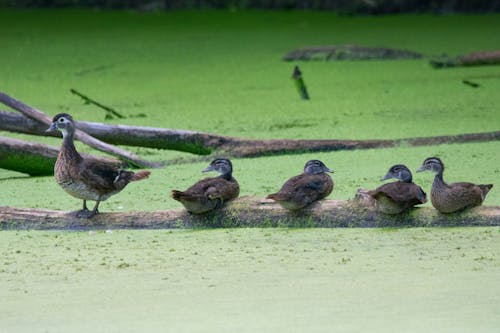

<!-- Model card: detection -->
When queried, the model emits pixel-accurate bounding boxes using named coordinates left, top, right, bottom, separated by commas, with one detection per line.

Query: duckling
left=416, top=157, right=493, bottom=213
left=171, top=158, right=239, bottom=214
left=47, top=113, right=150, bottom=218
left=267, top=160, right=333, bottom=210
left=365, top=164, right=427, bottom=214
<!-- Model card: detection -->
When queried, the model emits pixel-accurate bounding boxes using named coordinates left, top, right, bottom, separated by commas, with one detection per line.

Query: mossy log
left=1, top=197, right=499, bottom=230
left=1, top=110, right=499, bottom=158
left=0, top=136, right=122, bottom=176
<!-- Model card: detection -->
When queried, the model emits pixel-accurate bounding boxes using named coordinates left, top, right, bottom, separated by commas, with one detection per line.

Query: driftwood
left=1, top=110, right=500, bottom=158
left=283, top=45, right=423, bottom=62
left=1, top=197, right=499, bottom=230
left=0, top=136, right=122, bottom=176
left=0, top=92, right=160, bottom=168
left=430, top=50, right=500, bottom=68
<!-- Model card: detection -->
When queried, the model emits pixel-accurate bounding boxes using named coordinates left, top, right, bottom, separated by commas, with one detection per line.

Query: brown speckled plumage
left=171, top=158, right=239, bottom=214
left=49, top=113, right=150, bottom=217
left=417, top=157, right=492, bottom=213
left=267, top=160, right=333, bottom=210
left=367, top=164, right=427, bottom=214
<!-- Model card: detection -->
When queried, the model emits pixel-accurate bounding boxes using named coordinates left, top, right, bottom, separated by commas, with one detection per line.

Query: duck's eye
left=58, top=118, right=66, bottom=123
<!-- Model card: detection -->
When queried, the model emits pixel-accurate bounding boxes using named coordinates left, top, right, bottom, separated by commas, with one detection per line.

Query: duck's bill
left=202, top=165, right=215, bottom=173
left=46, top=123, right=57, bottom=132
left=380, top=173, right=392, bottom=181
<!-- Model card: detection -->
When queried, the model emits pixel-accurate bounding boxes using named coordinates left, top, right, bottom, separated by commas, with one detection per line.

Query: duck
left=416, top=157, right=493, bottom=213
left=171, top=158, right=239, bottom=214
left=364, top=164, right=427, bottom=214
left=47, top=113, right=150, bottom=218
left=267, top=160, right=333, bottom=210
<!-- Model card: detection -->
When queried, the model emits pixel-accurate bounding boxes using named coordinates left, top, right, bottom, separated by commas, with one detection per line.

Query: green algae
left=0, top=228, right=499, bottom=332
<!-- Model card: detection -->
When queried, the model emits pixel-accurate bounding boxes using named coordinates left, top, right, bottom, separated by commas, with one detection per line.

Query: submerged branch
left=70, top=88, right=125, bottom=119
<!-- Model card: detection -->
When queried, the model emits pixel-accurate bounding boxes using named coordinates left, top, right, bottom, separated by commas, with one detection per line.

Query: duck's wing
left=371, top=182, right=426, bottom=205
left=77, top=158, right=122, bottom=193
left=276, top=173, right=332, bottom=202
left=176, top=177, right=239, bottom=202
left=446, top=181, right=485, bottom=205
left=205, top=177, right=240, bottom=201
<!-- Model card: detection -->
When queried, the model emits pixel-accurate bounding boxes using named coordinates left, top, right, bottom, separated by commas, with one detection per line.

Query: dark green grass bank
left=1, top=228, right=499, bottom=333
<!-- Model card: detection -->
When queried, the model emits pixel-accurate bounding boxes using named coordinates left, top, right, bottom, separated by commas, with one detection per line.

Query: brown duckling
left=47, top=113, right=150, bottom=218
left=171, top=158, right=239, bottom=214
left=267, top=160, right=333, bottom=210
left=416, top=157, right=493, bottom=213
left=365, top=164, right=427, bottom=214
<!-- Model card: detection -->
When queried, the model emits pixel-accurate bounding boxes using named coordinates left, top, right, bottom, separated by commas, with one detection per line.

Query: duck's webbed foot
left=75, top=209, right=94, bottom=218
left=74, top=200, right=99, bottom=218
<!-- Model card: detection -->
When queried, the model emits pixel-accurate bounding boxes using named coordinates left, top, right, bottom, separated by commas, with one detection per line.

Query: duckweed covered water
left=0, top=12, right=499, bottom=332
left=1, top=228, right=499, bottom=332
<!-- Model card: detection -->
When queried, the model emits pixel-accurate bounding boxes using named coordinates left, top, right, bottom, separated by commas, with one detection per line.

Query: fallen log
left=0, top=92, right=160, bottom=168
left=0, top=136, right=122, bottom=176
left=430, top=50, right=500, bottom=68
left=1, top=110, right=499, bottom=158
left=0, top=110, right=220, bottom=155
left=1, top=197, right=499, bottom=230
left=283, top=45, right=423, bottom=62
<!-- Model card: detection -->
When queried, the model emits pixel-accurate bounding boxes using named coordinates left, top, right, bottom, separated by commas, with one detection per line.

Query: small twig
left=70, top=88, right=125, bottom=119
left=462, top=80, right=480, bottom=88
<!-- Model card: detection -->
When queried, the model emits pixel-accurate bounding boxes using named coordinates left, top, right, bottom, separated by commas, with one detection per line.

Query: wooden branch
left=0, top=92, right=160, bottom=168
left=1, top=197, right=499, bottom=230
left=70, top=88, right=125, bottom=119
left=0, top=110, right=219, bottom=155
left=0, top=136, right=123, bottom=176
left=1, top=110, right=499, bottom=158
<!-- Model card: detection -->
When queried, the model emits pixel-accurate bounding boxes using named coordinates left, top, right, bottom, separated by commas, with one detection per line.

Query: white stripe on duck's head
left=416, top=157, right=444, bottom=174
left=47, top=113, right=75, bottom=135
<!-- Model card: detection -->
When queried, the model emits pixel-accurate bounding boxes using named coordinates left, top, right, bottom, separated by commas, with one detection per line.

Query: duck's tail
left=131, top=170, right=151, bottom=181
left=171, top=190, right=188, bottom=201
left=171, top=190, right=201, bottom=202
left=479, top=184, right=493, bottom=197
left=266, top=193, right=284, bottom=201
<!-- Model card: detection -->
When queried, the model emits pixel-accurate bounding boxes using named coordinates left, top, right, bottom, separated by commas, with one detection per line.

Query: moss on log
left=0, top=136, right=123, bottom=176
left=1, top=197, right=499, bottom=230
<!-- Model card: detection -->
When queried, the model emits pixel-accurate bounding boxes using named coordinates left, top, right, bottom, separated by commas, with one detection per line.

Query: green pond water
left=0, top=10, right=499, bottom=332
left=1, top=228, right=499, bottom=332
